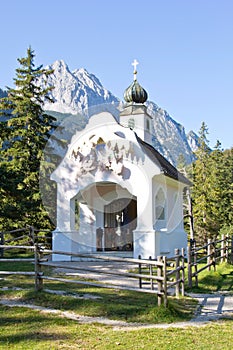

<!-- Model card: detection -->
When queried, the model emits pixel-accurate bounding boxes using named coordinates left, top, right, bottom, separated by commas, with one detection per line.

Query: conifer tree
left=177, top=154, right=194, bottom=240
left=192, top=124, right=233, bottom=244
left=0, top=47, right=56, bottom=230
left=192, top=122, right=213, bottom=244
left=220, top=147, right=233, bottom=232
left=206, top=140, right=224, bottom=237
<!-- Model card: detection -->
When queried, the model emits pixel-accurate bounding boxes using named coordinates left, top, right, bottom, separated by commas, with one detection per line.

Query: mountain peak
left=75, top=67, right=88, bottom=74
left=38, top=60, right=118, bottom=115
left=51, top=59, right=69, bottom=71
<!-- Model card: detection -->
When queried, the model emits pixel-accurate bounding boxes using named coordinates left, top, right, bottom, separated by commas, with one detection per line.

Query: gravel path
left=1, top=262, right=233, bottom=329
left=0, top=290, right=232, bottom=330
left=188, top=292, right=233, bottom=323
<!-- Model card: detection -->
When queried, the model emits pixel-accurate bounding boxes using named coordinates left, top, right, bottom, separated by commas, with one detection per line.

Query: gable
left=51, top=111, right=190, bottom=188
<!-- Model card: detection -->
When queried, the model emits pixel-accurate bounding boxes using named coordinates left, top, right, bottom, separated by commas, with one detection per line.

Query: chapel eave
left=135, top=134, right=192, bottom=186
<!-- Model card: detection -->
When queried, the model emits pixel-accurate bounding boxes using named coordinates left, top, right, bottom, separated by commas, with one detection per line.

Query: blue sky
left=1, top=0, right=233, bottom=149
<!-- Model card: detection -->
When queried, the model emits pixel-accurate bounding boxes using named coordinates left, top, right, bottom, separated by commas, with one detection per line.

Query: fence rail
left=0, top=227, right=185, bottom=307
left=3, top=227, right=232, bottom=304
left=187, top=234, right=233, bottom=288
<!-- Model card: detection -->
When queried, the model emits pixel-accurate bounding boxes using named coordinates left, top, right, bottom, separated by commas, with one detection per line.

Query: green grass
left=1, top=248, right=34, bottom=259
left=0, top=280, right=197, bottom=324
left=0, top=305, right=232, bottom=350
left=1, top=260, right=233, bottom=349
left=0, top=260, right=35, bottom=272
left=186, top=262, right=233, bottom=293
left=0, top=260, right=198, bottom=324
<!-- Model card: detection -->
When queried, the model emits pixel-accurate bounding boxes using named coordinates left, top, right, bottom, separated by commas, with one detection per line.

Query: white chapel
left=51, top=60, right=190, bottom=261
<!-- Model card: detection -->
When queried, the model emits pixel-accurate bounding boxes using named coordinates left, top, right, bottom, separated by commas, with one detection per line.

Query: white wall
left=51, top=111, right=188, bottom=260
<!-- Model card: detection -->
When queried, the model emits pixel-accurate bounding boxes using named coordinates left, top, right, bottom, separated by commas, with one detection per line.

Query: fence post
left=34, top=243, right=43, bottom=292
left=221, top=234, right=225, bottom=263
left=187, top=245, right=192, bottom=289
left=0, top=232, right=4, bottom=258
left=207, top=238, right=212, bottom=271
left=29, top=225, right=35, bottom=245
left=181, top=248, right=185, bottom=296
left=231, top=235, right=233, bottom=264
left=225, top=235, right=229, bottom=262
left=163, top=256, right=168, bottom=307
left=157, top=256, right=163, bottom=306
left=212, top=241, right=216, bottom=272
left=138, top=255, right=142, bottom=289
left=193, top=240, right=198, bottom=287
left=149, top=256, right=154, bottom=290
left=175, top=248, right=180, bottom=297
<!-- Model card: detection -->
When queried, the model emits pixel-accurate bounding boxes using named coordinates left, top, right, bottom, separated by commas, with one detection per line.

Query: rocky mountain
left=39, top=60, right=119, bottom=115
left=1, top=60, right=199, bottom=165
left=146, top=102, right=198, bottom=165
left=186, top=130, right=200, bottom=153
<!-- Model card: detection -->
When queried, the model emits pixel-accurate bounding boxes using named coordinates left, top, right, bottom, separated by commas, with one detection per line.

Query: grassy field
left=0, top=260, right=233, bottom=349
left=0, top=305, right=232, bottom=350
left=186, top=262, right=233, bottom=293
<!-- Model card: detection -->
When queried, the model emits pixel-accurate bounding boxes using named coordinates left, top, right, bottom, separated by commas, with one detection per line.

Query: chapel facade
left=51, top=61, right=190, bottom=261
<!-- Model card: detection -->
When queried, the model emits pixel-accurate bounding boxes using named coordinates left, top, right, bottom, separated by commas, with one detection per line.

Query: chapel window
left=128, top=118, right=135, bottom=129
left=75, top=199, right=80, bottom=230
left=155, top=188, right=166, bottom=220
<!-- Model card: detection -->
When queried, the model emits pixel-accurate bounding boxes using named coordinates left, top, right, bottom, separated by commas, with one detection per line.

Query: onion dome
left=124, top=59, right=148, bottom=104
left=124, top=80, right=148, bottom=104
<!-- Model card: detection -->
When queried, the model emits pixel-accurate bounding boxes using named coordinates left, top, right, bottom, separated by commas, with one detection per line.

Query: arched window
left=155, top=188, right=166, bottom=220
left=75, top=199, right=80, bottom=230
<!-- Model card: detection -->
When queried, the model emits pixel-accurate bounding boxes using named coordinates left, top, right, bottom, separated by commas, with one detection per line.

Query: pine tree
left=192, top=122, right=213, bottom=244
left=220, top=147, right=233, bottom=233
left=207, top=141, right=224, bottom=237
left=0, top=47, right=56, bottom=230
left=177, top=153, right=194, bottom=240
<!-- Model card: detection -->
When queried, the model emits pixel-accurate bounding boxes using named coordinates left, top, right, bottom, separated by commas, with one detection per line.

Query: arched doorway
left=103, top=198, right=137, bottom=251
left=72, top=182, right=137, bottom=253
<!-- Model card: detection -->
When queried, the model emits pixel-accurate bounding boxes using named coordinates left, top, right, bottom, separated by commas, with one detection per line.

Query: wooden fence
left=0, top=227, right=185, bottom=308
left=187, top=234, right=233, bottom=288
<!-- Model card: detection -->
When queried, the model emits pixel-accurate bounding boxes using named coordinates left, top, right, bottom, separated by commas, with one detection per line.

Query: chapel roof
left=136, top=134, right=192, bottom=186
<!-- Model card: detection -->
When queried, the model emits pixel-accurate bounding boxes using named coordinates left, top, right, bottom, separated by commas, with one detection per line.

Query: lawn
left=0, top=260, right=233, bottom=349
left=186, top=262, right=233, bottom=293
left=0, top=305, right=232, bottom=350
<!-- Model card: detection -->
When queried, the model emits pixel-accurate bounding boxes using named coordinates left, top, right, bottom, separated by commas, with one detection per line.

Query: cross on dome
left=123, top=59, right=148, bottom=104
left=132, top=59, right=139, bottom=72
left=132, top=59, right=139, bottom=80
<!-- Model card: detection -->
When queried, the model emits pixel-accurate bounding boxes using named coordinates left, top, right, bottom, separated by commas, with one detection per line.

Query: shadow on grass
left=0, top=305, right=69, bottom=345
left=20, top=285, right=197, bottom=324
left=1, top=261, right=198, bottom=324
left=0, top=331, right=68, bottom=344
left=186, top=263, right=233, bottom=293
left=219, top=270, right=233, bottom=291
